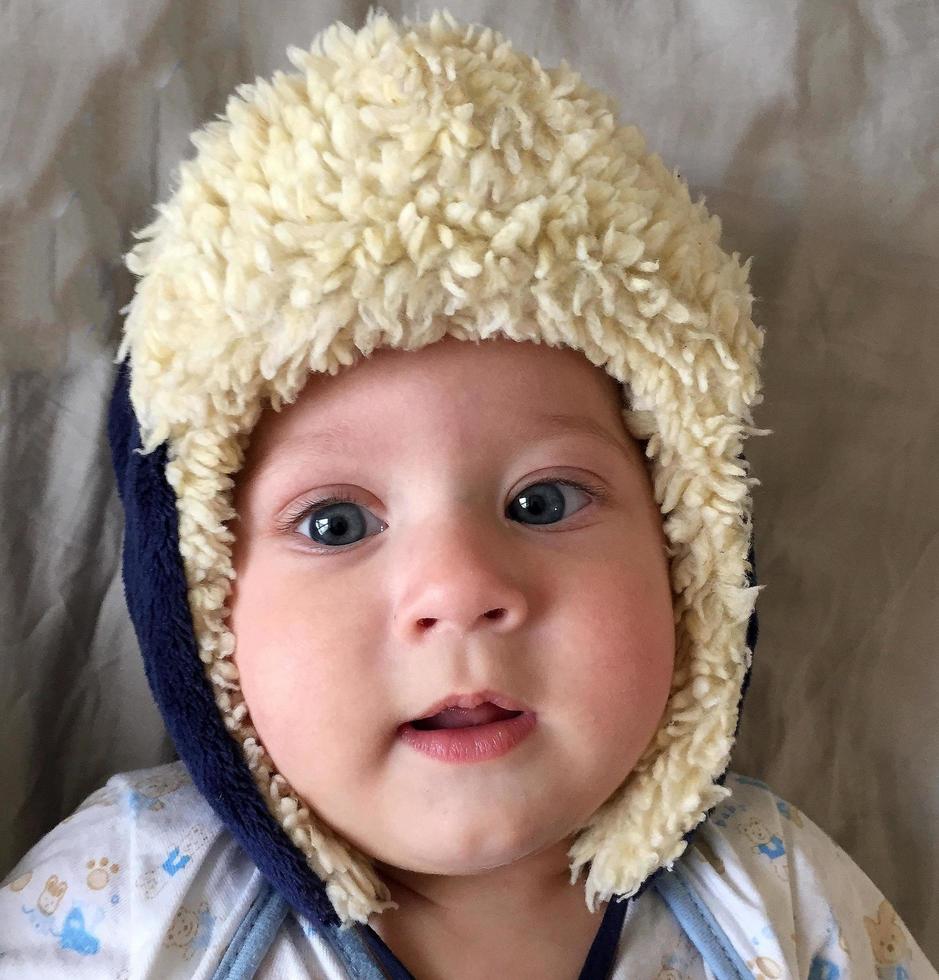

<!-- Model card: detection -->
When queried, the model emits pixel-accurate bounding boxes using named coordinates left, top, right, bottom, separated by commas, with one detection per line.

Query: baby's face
left=228, top=335, right=674, bottom=877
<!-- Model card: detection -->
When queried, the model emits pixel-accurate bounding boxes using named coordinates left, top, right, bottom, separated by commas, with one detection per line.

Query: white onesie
left=1, top=762, right=934, bottom=978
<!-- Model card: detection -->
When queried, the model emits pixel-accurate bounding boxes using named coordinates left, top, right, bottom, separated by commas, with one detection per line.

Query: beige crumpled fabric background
left=1, top=0, right=936, bottom=962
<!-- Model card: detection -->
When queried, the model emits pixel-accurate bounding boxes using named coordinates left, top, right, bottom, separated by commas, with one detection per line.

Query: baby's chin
left=359, top=814, right=582, bottom=882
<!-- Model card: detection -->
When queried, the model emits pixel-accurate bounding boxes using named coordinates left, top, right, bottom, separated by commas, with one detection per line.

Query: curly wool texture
left=114, top=6, right=769, bottom=927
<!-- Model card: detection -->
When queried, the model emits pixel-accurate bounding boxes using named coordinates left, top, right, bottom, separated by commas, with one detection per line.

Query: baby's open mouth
left=399, top=696, right=537, bottom=763
left=410, top=702, right=523, bottom=731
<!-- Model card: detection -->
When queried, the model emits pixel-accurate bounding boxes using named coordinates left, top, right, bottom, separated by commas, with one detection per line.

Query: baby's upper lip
left=409, top=689, right=531, bottom=722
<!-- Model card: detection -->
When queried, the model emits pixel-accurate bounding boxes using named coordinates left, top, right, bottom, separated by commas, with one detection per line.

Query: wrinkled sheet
left=1, top=0, right=936, bottom=963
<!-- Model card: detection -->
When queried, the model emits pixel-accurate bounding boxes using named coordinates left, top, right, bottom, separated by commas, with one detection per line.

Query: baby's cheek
left=575, top=626, right=674, bottom=746
left=233, top=649, right=283, bottom=746
left=235, top=645, right=371, bottom=779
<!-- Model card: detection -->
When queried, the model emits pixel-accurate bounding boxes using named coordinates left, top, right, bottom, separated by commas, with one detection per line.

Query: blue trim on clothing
left=652, top=865, right=754, bottom=979
left=211, top=880, right=291, bottom=979
left=217, top=863, right=757, bottom=980
left=330, top=922, right=398, bottom=979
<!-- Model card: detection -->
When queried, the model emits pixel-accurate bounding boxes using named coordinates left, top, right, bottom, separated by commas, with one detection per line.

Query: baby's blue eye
left=290, top=479, right=600, bottom=551
left=507, top=480, right=592, bottom=526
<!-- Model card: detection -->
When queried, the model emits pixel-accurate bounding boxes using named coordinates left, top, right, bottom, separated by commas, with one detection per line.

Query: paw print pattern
left=86, top=857, right=121, bottom=890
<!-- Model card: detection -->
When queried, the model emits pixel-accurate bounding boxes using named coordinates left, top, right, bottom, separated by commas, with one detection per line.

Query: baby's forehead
left=237, top=339, right=636, bottom=480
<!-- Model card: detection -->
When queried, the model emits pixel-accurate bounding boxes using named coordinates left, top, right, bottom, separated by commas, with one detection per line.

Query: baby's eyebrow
left=267, top=412, right=628, bottom=465
left=535, top=413, right=631, bottom=456
left=271, top=419, right=358, bottom=461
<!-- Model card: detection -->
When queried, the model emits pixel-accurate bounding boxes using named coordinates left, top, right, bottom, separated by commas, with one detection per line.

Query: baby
left=1, top=7, right=935, bottom=979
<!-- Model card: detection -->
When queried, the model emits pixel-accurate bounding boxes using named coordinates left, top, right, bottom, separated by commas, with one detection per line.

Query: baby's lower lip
left=398, top=712, right=537, bottom=764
